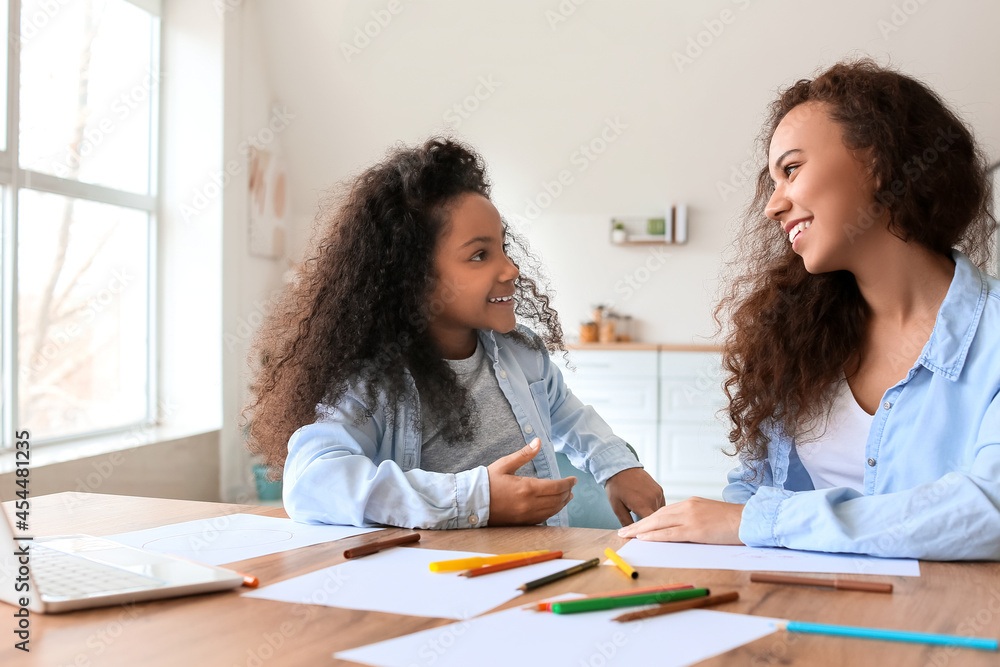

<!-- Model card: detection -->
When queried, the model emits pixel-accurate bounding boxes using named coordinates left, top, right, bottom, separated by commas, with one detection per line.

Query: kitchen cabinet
left=555, top=346, right=733, bottom=503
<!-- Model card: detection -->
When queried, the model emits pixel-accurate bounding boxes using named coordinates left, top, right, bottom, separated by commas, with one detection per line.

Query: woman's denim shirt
left=725, top=251, right=1000, bottom=560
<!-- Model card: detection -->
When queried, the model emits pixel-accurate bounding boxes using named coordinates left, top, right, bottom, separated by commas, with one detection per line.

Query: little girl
left=244, top=138, right=664, bottom=529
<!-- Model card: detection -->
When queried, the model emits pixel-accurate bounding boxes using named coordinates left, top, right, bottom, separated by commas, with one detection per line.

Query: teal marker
left=776, top=621, right=999, bottom=652
left=550, top=587, right=709, bottom=615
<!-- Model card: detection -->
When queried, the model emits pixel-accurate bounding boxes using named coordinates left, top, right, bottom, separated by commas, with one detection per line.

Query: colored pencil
left=551, top=587, right=710, bottom=615
left=750, top=572, right=893, bottom=594
left=526, top=583, right=693, bottom=611
left=430, top=550, right=551, bottom=572
left=342, top=532, right=420, bottom=559
left=460, top=551, right=562, bottom=578
left=518, top=558, right=600, bottom=592
left=774, top=620, right=998, bottom=651
left=604, top=548, right=638, bottom=579
left=612, top=591, right=740, bottom=622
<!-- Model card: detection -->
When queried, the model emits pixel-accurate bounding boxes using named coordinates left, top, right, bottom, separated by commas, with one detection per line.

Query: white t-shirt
left=796, top=379, right=873, bottom=493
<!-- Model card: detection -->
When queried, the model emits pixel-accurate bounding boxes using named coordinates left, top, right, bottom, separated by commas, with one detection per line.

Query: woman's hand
left=604, top=468, right=665, bottom=526
left=486, top=439, right=576, bottom=526
left=616, top=497, right=745, bottom=544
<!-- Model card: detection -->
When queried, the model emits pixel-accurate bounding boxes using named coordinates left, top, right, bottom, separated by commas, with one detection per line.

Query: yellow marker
left=604, top=548, right=638, bottom=579
left=429, top=550, right=551, bottom=572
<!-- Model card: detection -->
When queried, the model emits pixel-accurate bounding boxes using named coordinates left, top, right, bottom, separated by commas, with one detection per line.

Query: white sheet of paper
left=105, top=513, right=380, bottom=565
left=614, top=540, right=920, bottom=576
left=243, top=548, right=584, bottom=620
left=336, top=602, right=779, bottom=667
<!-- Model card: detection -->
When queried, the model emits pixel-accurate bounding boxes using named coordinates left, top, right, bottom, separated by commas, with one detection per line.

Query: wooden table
left=3, top=493, right=998, bottom=666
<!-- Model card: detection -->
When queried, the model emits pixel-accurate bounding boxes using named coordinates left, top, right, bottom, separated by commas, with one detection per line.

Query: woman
left=619, top=59, right=999, bottom=560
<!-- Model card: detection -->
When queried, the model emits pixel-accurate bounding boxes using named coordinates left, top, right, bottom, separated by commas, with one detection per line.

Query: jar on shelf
left=618, top=315, right=633, bottom=342
left=579, top=322, right=598, bottom=343
left=598, top=315, right=617, bottom=343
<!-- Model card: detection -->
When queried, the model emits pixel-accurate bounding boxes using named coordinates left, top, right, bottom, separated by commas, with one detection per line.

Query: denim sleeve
left=540, top=350, right=642, bottom=485
left=722, top=456, right=771, bottom=504
left=738, top=393, right=1000, bottom=561
left=282, top=395, right=490, bottom=530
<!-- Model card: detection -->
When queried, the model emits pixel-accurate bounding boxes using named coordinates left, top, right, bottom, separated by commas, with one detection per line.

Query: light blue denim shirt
left=724, top=251, right=1000, bottom=560
left=283, top=325, right=642, bottom=530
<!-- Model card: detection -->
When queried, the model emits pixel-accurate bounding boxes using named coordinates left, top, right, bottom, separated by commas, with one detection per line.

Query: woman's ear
left=871, top=165, right=882, bottom=193
left=860, top=149, right=881, bottom=192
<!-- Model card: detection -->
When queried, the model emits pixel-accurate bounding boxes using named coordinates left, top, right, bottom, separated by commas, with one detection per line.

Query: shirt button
left=882, top=401, right=892, bottom=410
left=499, top=370, right=507, bottom=379
left=868, top=458, right=877, bottom=467
left=468, top=514, right=479, bottom=526
left=524, top=424, right=533, bottom=434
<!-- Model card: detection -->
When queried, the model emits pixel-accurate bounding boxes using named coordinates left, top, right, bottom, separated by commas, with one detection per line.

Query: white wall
left=220, top=1, right=290, bottom=501
left=160, top=0, right=223, bottom=437
left=246, top=0, right=1000, bottom=344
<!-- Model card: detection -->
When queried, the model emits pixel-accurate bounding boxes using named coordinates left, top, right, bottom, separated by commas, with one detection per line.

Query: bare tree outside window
left=10, top=0, right=158, bottom=444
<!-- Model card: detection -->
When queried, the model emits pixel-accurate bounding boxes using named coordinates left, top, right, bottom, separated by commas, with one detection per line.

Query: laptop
left=0, top=509, right=244, bottom=613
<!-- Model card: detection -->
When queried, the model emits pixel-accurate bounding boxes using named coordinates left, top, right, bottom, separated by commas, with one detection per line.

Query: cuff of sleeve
left=586, top=440, right=644, bottom=485
left=738, top=486, right=795, bottom=547
left=455, top=466, right=491, bottom=528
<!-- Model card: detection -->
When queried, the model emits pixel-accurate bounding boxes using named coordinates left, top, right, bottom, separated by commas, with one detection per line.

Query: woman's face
left=765, top=101, right=883, bottom=274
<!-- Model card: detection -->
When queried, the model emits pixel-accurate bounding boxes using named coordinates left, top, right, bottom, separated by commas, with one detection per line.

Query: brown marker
left=343, top=532, right=421, bottom=559
left=750, top=572, right=893, bottom=593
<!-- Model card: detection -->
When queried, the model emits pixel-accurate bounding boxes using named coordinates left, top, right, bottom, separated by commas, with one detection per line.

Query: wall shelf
left=617, top=234, right=670, bottom=245
left=610, top=205, right=687, bottom=245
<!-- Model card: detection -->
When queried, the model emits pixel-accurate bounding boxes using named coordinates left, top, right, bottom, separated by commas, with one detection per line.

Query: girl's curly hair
left=716, top=58, right=996, bottom=467
left=243, top=138, right=564, bottom=474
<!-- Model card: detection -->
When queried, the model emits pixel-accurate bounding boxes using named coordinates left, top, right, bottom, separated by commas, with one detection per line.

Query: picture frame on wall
left=248, top=144, right=289, bottom=259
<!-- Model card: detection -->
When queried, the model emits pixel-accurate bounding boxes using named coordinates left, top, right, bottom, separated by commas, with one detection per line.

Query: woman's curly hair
left=717, top=58, right=996, bottom=468
left=243, top=138, right=564, bottom=474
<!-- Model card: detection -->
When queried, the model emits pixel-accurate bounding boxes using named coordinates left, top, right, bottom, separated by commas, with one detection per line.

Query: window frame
left=1, top=0, right=162, bottom=449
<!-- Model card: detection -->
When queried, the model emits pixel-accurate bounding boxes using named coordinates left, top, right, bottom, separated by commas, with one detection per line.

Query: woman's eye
left=471, top=251, right=484, bottom=262
left=784, top=164, right=799, bottom=177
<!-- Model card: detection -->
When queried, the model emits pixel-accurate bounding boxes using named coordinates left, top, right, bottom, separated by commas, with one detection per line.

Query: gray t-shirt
left=420, top=339, right=538, bottom=478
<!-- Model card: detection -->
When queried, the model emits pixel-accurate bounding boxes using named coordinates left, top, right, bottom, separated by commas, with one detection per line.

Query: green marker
left=550, top=587, right=710, bottom=615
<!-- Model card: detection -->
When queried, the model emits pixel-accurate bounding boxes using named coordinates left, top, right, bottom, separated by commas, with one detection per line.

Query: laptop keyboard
left=31, top=544, right=166, bottom=599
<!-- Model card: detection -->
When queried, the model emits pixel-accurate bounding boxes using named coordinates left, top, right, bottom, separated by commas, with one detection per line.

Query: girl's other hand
left=616, top=497, right=745, bottom=545
left=604, top=468, right=665, bottom=526
left=486, top=439, right=576, bottom=526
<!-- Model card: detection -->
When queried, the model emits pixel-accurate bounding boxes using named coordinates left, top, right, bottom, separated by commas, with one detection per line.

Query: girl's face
left=427, top=193, right=519, bottom=359
left=765, top=101, right=883, bottom=274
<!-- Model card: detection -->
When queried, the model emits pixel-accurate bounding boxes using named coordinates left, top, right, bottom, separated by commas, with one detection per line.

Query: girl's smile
left=487, top=293, right=515, bottom=306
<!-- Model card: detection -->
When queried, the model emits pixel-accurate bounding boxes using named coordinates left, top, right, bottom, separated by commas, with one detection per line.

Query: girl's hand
left=616, top=497, right=745, bottom=545
left=604, top=468, right=665, bottom=526
left=486, top=439, right=576, bottom=526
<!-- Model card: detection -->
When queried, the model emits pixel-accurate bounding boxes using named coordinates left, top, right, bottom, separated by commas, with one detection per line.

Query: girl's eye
left=471, top=251, right=485, bottom=262
left=784, top=164, right=799, bottom=177
left=502, top=241, right=510, bottom=254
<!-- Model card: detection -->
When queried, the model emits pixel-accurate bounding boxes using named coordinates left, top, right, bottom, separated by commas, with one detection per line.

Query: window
left=2, top=0, right=161, bottom=447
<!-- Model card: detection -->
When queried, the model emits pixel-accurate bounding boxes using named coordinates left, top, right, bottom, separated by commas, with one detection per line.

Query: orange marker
left=240, top=572, right=259, bottom=588
left=461, top=551, right=563, bottom=578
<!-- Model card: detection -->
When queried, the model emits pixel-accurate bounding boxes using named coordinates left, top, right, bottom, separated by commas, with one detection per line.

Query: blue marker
left=774, top=620, right=998, bottom=652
